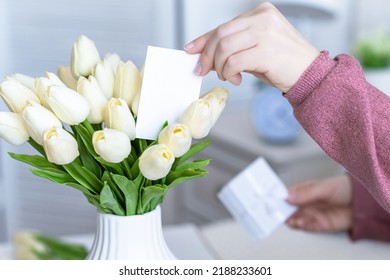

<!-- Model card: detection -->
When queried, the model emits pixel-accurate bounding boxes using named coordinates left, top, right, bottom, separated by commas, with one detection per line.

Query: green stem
left=81, top=120, right=95, bottom=135
left=28, top=138, right=46, bottom=156
left=122, top=159, right=133, bottom=180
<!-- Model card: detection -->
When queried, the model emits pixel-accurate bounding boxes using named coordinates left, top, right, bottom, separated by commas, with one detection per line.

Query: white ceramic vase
left=86, top=206, right=176, bottom=260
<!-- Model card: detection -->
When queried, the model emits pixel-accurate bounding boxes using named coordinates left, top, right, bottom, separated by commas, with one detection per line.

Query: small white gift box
left=218, top=157, right=296, bottom=240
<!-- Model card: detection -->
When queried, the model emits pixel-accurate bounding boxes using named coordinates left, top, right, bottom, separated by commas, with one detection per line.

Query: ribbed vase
left=86, top=206, right=176, bottom=260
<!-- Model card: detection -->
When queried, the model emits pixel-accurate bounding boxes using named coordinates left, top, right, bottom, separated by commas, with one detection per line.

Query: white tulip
left=92, top=128, right=131, bottom=163
left=104, top=98, right=136, bottom=139
left=0, top=77, right=40, bottom=113
left=43, top=127, right=79, bottom=165
left=57, top=65, right=78, bottom=90
left=13, top=231, right=45, bottom=260
left=77, top=76, right=108, bottom=124
left=131, top=91, right=140, bottom=116
left=0, top=112, right=29, bottom=145
left=46, top=85, right=90, bottom=125
left=139, top=144, right=174, bottom=180
left=92, top=60, right=115, bottom=99
left=158, top=123, right=192, bottom=157
left=180, top=99, right=214, bottom=139
left=22, top=101, right=62, bottom=145
left=201, top=87, right=229, bottom=125
left=104, top=53, right=121, bottom=74
left=113, top=61, right=141, bottom=106
left=35, top=72, right=66, bottom=109
left=71, top=35, right=100, bottom=78
left=11, top=73, right=36, bottom=91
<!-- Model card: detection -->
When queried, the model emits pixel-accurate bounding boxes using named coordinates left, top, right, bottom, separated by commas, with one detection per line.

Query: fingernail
left=194, top=62, right=202, bottom=75
left=184, top=41, right=194, bottom=51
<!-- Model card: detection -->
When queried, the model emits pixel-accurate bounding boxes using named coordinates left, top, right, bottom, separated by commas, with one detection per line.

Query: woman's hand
left=185, top=2, right=320, bottom=92
left=286, top=175, right=353, bottom=233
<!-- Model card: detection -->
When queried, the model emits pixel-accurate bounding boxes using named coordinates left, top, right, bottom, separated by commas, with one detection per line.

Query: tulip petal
left=0, top=112, right=29, bottom=145
left=92, top=128, right=131, bottom=163
left=43, top=127, right=79, bottom=165
left=139, top=144, right=174, bottom=180
left=158, top=123, right=192, bottom=157
left=46, top=85, right=90, bottom=125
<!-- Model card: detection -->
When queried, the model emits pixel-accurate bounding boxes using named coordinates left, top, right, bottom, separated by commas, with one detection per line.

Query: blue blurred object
left=251, top=86, right=301, bottom=144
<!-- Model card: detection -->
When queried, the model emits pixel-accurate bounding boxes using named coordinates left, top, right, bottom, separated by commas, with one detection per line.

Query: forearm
left=285, top=51, right=390, bottom=212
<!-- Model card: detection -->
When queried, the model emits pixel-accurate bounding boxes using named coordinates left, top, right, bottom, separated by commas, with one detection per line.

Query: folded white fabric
left=218, top=157, right=297, bottom=240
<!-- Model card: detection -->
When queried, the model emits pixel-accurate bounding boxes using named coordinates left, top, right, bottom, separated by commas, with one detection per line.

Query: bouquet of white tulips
left=0, top=35, right=229, bottom=216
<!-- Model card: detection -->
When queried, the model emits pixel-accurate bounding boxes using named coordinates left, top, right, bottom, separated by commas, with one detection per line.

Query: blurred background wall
left=1, top=0, right=390, bottom=242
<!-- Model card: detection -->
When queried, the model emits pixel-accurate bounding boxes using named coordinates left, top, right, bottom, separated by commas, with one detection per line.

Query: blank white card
left=135, top=46, right=202, bottom=140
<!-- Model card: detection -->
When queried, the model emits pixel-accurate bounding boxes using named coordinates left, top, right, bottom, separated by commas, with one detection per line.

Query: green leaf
left=65, top=182, right=95, bottom=197
left=140, top=184, right=167, bottom=214
left=102, top=171, right=124, bottom=204
left=175, top=159, right=211, bottom=171
left=72, top=124, right=97, bottom=157
left=34, top=233, right=88, bottom=260
left=76, top=134, right=102, bottom=178
left=99, top=183, right=125, bottom=216
left=112, top=174, right=138, bottom=215
left=166, top=168, right=208, bottom=189
left=173, top=139, right=212, bottom=168
left=63, top=162, right=102, bottom=194
left=95, top=157, right=124, bottom=176
left=130, top=158, right=140, bottom=178
left=83, top=193, right=105, bottom=212
left=9, top=153, right=63, bottom=171
left=31, top=169, right=76, bottom=185
left=121, top=158, right=133, bottom=180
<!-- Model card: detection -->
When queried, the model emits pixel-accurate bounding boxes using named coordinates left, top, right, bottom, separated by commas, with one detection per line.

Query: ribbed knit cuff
left=284, top=51, right=337, bottom=106
left=348, top=174, right=390, bottom=242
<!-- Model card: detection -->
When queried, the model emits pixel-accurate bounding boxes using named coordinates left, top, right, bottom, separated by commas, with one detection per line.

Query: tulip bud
left=131, top=91, right=140, bottom=116
left=57, top=65, right=78, bottom=90
left=46, top=85, right=90, bottom=125
left=0, top=77, right=40, bottom=113
left=35, top=72, right=66, bottom=109
left=92, top=60, right=115, bottom=99
left=139, top=144, right=174, bottom=180
left=77, top=76, right=108, bottom=124
left=113, top=61, right=141, bottom=106
left=104, top=53, right=121, bottom=74
left=92, top=128, right=131, bottom=163
left=71, top=35, right=100, bottom=78
left=0, top=112, right=29, bottom=145
left=104, top=98, right=136, bottom=139
left=43, top=127, right=79, bottom=165
left=22, top=101, right=62, bottom=145
left=201, top=87, right=229, bottom=125
left=180, top=99, right=213, bottom=139
left=158, top=123, right=192, bottom=157
left=10, top=73, right=36, bottom=91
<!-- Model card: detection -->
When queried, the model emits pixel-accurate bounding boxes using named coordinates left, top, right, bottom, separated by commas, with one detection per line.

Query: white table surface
left=0, top=223, right=215, bottom=260
left=2, top=220, right=389, bottom=260
left=201, top=219, right=390, bottom=260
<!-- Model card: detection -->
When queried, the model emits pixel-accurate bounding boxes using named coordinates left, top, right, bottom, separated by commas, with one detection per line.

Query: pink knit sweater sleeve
left=285, top=51, right=390, bottom=214
left=348, top=174, right=390, bottom=242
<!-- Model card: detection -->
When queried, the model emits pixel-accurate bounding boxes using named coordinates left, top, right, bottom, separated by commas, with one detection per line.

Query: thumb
left=184, top=31, right=212, bottom=54
left=287, top=180, right=330, bottom=206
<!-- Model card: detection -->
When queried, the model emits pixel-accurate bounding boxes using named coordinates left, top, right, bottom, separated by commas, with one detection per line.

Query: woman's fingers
left=286, top=206, right=353, bottom=233
left=185, top=18, right=249, bottom=78
left=287, top=180, right=331, bottom=206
